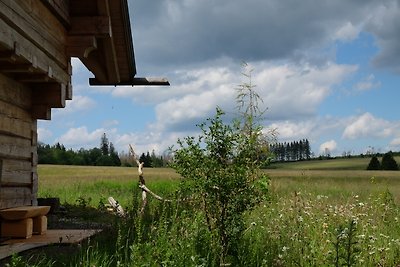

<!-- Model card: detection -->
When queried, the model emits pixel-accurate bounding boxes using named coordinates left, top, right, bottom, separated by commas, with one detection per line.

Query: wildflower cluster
left=245, top=190, right=400, bottom=266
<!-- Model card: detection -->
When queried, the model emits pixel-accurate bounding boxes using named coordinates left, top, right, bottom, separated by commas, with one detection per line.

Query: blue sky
left=38, top=0, right=400, bottom=157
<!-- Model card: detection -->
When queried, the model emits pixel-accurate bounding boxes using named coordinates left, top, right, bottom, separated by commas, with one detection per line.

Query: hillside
left=267, top=156, right=400, bottom=170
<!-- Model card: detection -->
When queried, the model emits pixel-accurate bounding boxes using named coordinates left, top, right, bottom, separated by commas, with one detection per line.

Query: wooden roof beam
left=32, top=105, right=51, bottom=120
left=96, top=0, right=120, bottom=84
left=0, top=63, right=35, bottom=73
left=80, top=51, right=108, bottom=83
left=69, top=16, right=111, bottom=37
left=32, top=83, right=66, bottom=109
left=15, top=74, right=52, bottom=83
left=0, top=51, right=18, bottom=63
left=101, top=37, right=120, bottom=84
left=66, top=36, right=97, bottom=58
left=89, top=77, right=170, bottom=86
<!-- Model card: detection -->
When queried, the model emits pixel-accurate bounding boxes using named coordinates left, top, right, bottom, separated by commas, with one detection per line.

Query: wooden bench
left=0, top=206, right=50, bottom=239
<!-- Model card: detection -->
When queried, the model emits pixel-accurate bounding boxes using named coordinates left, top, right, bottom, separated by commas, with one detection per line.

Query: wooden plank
left=0, top=229, right=102, bottom=260
left=31, top=172, right=38, bottom=206
left=66, top=36, right=97, bottom=58
left=14, top=74, right=52, bottom=83
left=89, top=77, right=170, bottom=86
left=0, top=63, right=35, bottom=73
left=69, top=16, right=111, bottom=37
left=97, top=0, right=120, bottom=84
left=0, top=19, right=70, bottom=85
left=1, top=218, right=33, bottom=238
left=80, top=52, right=108, bottom=83
left=0, top=135, right=32, bottom=160
left=39, top=0, right=70, bottom=26
left=66, top=82, right=72, bottom=100
left=0, top=100, right=32, bottom=123
left=0, top=73, right=31, bottom=109
left=0, top=113, right=33, bottom=139
left=109, top=0, right=136, bottom=79
left=32, top=83, right=66, bottom=108
left=0, top=187, right=32, bottom=209
left=0, top=50, right=18, bottom=62
left=31, top=121, right=37, bottom=146
left=101, top=37, right=120, bottom=84
left=31, top=105, right=51, bottom=120
left=0, top=159, right=32, bottom=186
left=0, top=206, right=50, bottom=220
left=0, top=0, right=68, bottom=69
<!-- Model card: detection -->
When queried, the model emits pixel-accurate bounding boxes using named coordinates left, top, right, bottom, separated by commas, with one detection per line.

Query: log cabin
left=0, top=0, right=168, bottom=210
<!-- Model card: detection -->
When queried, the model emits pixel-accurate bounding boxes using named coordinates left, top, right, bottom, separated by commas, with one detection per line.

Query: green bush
left=367, top=156, right=380, bottom=170
left=381, top=151, right=399, bottom=170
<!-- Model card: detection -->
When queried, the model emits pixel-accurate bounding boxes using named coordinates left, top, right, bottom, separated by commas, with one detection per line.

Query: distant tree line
left=126, top=150, right=168, bottom=168
left=38, top=133, right=121, bottom=166
left=367, top=151, right=399, bottom=170
left=270, top=139, right=311, bottom=162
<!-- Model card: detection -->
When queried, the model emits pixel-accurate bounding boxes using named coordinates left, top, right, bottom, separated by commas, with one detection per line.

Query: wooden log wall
left=0, top=0, right=71, bottom=209
left=0, top=73, right=37, bottom=209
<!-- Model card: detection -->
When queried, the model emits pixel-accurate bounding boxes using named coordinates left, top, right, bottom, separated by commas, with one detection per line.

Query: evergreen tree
left=100, top=133, right=109, bottom=156
left=145, top=151, right=152, bottom=167
left=304, top=139, right=311, bottom=160
left=381, top=151, right=399, bottom=170
left=139, top=153, right=146, bottom=165
left=109, top=142, right=121, bottom=166
left=367, top=156, right=381, bottom=170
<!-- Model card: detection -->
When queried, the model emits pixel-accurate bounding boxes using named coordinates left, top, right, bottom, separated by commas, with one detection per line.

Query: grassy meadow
left=38, top=165, right=180, bottom=208
left=29, top=160, right=400, bottom=266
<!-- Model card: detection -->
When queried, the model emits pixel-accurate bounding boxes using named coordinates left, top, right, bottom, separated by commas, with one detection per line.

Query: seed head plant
left=171, top=63, right=272, bottom=265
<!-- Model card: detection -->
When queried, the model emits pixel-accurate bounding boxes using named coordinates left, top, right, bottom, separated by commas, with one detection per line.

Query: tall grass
left=38, top=165, right=180, bottom=207
left=30, top=165, right=400, bottom=266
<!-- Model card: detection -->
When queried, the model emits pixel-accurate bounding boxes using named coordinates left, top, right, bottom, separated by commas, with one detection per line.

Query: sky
left=38, top=0, right=400, bottom=157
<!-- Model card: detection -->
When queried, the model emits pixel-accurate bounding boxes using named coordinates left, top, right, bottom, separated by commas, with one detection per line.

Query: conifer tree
left=381, top=151, right=399, bottom=170
left=367, top=156, right=380, bottom=170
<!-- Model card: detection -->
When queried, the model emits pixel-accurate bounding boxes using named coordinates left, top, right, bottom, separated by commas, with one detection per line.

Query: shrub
left=381, top=151, right=399, bottom=170
left=171, top=108, right=269, bottom=265
left=367, top=156, right=381, bottom=170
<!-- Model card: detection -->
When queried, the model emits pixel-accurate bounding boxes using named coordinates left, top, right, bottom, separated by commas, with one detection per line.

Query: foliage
left=170, top=63, right=272, bottom=264
left=367, top=156, right=381, bottom=170
left=270, top=139, right=312, bottom=162
left=171, top=108, right=270, bottom=263
left=21, top=164, right=400, bottom=266
left=100, top=133, right=109, bottom=156
left=332, top=219, right=360, bottom=267
left=381, top=151, right=399, bottom=170
left=38, top=133, right=121, bottom=166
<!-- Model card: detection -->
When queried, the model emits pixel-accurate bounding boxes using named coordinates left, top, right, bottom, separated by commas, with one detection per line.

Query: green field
left=38, top=165, right=180, bottom=207
left=269, top=156, right=400, bottom=170
left=31, top=162, right=400, bottom=266
left=38, top=160, right=400, bottom=206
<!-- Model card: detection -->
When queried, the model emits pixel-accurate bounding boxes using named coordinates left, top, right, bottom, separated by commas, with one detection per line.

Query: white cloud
left=333, top=21, right=360, bottom=42
left=57, top=127, right=116, bottom=149
left=142, top=61, right=358, bottom=134
left=354, top=74, right=381, bottom=91
left=270, top=121, right=315, bottom=140
left=391, top=137, right=400, bottom=145
left=37, top=128, right=53, bottom=142
left=53, top=95, right=96, bottom=118
left=319, top=140, right=337, bottom=154
left=112, top=64, right=236, bottom=104
left=254, top=62, right=358, bottom=120
left=342, top=113, right=395, bottom=139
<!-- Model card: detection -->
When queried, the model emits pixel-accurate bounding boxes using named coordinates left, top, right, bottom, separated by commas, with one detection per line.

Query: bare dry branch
left=129, top=144, right=170, bottom=214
